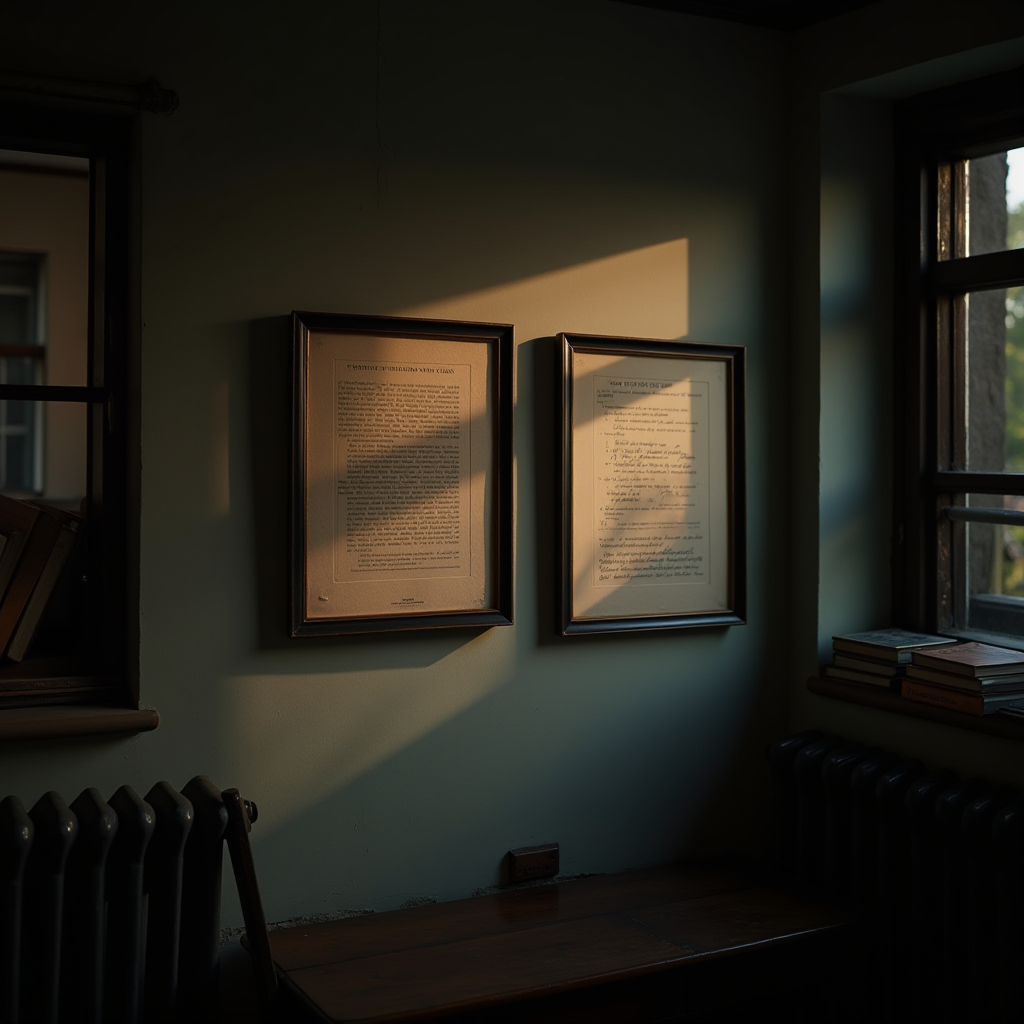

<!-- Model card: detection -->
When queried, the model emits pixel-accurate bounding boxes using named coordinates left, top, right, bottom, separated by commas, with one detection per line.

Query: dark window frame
left=893, top=64, right=1024, bottom=643
left=0, top=99, right=135, bottom=710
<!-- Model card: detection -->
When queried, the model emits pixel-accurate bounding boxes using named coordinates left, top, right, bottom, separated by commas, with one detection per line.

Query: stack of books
left=901, top=642, right=1024, bottom=715
left=823, top=628, right=958, bottom=688
left=0, top=494, right=82, bottom=663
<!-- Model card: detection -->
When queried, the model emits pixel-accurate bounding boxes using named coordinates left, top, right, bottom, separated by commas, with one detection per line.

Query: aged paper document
left=571, top=350, right=731, bottom=620
left=305, top=333, right=495, bottom=620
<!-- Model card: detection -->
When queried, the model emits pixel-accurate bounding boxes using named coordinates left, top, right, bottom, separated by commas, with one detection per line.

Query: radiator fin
left=24, top=792, right=76, bottom=1024
left=770, top=732, right=1022, bottom=1023
left=64, top=788, right=117, bottom=1023
left=0, top=777, right=228, bottom=1024
left=0, top=797, right=32, bottom=1024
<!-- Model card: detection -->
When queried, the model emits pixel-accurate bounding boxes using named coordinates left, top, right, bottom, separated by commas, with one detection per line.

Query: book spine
left=903, top=667, right=981, bottom=691
left=833, top=641, right=900, bottom=662
left=0, top=512, right=60, bottom=654
left=6, top=525, right=78, bottom=663
left=901, top=680, right=982, bottom=715
left=911, top=660, right=975, bottom=677
left=824, top=666, right=898, bottom=687
left=833, top=653, right=905, bottom=675
left=0, top=529, right=23, bottom=599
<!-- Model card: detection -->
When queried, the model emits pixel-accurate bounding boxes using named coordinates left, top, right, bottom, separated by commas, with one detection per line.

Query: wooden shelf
left=807, top=675, right=1024, bottom=741
left=0, top=704, right=159, bottom=740
left=257, top=860, right=865, bottom=1023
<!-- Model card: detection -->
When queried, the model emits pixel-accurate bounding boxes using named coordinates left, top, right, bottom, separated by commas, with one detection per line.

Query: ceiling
left=612, top=0, right=878, bottom=31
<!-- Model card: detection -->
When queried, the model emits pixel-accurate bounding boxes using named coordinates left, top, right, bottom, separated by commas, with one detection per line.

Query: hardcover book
left=832, top=652, right=906, bottom=677
left=832, top=629, right=957, bottom=664
left=903, top=663, right=1024, bottom=691
left=0, top=495, right=40, bottom=603
left=6, top=505, right=82, bottom=663
left=910, top=641, right=1024, bottom=678
left=823, top=664, right=899, bottom=688
left=0, top=506, right=63, bottom=657
left=901, top=678, right=1024, bottom=715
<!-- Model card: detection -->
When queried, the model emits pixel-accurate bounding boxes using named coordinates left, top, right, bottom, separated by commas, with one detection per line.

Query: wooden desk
left=260, top=861, right=866, bottom=1023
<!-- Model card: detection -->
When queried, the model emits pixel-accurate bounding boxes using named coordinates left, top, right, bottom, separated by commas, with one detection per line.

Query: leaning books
left=901, top=678, right=1024, bottom=716
left=6, top=503, right=82, bottom=662
left=0, top=498, right=83, bottom=661
left=832, top=628, right=957, bottom=664
left=0, top=495, right=40, bottom=604
left=0, top=503, right=65, bottom=657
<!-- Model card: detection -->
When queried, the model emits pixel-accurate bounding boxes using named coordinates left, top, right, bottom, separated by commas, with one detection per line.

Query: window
left=0, top=252, right=45, bottom=493
left=0, top=100, right=135, bottom=713
left=894, top=65, right=1024, bottom=645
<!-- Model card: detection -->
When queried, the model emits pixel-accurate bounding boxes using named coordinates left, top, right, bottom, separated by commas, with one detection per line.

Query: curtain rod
left=0, top=71, right=178, bottom=114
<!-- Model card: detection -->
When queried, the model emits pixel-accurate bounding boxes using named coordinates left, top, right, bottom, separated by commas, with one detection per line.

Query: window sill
left=0, top=704, right=160, bottom=740
left=807, top=675, right=1024, bottom=742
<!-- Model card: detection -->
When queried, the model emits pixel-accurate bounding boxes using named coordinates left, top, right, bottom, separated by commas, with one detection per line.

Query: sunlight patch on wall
left=398, top=239, right=689, bottom=340
left=217, top=239, right=689, bottom=831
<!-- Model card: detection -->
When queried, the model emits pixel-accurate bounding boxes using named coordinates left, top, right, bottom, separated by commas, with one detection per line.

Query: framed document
left=292, top=311, right=514, bottom=635
left=560, top=333, right=746, bottom=635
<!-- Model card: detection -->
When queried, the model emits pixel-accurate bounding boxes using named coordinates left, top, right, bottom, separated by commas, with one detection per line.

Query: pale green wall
left=818, top=91, right=894, bottom=657
left=0, top=0, right=791, bottom=926
left=2, top=0, right=1024, bottom=952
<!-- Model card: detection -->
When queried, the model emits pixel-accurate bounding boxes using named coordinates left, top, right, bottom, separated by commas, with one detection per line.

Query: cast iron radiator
left=769, top=731, right=1024, bottom=1024
left=0, top=775, right=237, bottom=1024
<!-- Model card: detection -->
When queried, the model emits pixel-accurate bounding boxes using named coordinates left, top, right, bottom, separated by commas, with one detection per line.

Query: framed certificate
left=292, top=311, right=514, bottom=635
left=560, top=333, right=746, bottom=635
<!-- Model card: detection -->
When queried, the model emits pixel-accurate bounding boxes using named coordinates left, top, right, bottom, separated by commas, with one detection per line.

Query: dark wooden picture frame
left=292, top=311, right=514, bottom=636
left=560, top=333, right=746, bottom=635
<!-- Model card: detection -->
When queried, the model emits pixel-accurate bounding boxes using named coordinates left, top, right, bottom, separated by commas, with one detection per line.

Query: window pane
left=1008, top=285, right=1024, bottom=470
left=0, top=291, right=34, bottom=344
left=0, top=397, right=39, bottom=493
left=0, top=154, right=90, bottom=386
left=966, top=287, right=1010, bottom=470
left=965, top=495, right=1024, bottom=638
left=964, top=285, right=1024, bottom=471
left=1011, top=148, right=1024, bottom=251
left=966, top=147, right=1024, bottom=256
left=0, top=253, right=42, bottom=349
left=0, top=401, right=89, bottom=661
left=0, top=400, right=87, bottom=498
left=40, top=401, right=87, bottom=504
left=1, top=355, right=41, bottom=388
